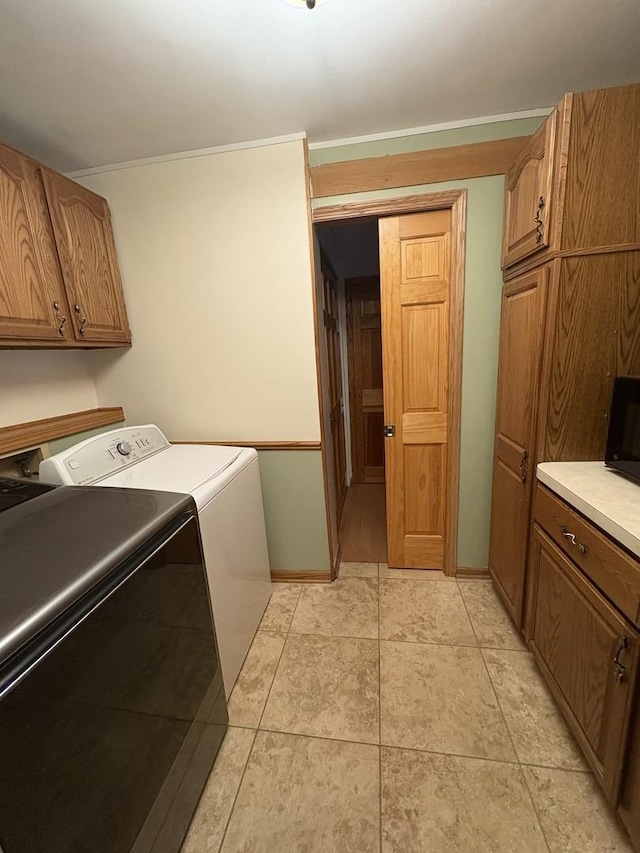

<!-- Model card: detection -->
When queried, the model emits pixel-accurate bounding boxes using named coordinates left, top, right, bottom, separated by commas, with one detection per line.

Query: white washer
left=39, top=424, right=272, bottom=697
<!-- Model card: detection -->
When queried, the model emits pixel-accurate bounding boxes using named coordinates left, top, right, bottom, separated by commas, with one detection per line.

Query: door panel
left=489, top=266, right=548, bottom=623
left=0, top=145, right=68, bottom=341
left=42, top=169, right=130, bottom=343
left=323, top=271, right=348, bottom=521
left=503, top=111, right=556, bottom=269
left=347, top=278, right=385, bottom=484
left=380, top=210, right=451, bottom=570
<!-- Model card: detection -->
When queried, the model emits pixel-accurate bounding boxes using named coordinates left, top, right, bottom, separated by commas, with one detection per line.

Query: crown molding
left=308, top=108, right=552, bottom=151
left=66, top=132, right=307, bottom=178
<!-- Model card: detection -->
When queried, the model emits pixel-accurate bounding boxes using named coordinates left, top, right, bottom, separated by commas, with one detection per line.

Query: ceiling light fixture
left=282, top=0, right=330, bottom=9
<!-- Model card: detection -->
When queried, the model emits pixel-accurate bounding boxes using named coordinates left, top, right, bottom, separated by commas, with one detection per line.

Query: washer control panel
left=39, top=425, right=170, bottom=486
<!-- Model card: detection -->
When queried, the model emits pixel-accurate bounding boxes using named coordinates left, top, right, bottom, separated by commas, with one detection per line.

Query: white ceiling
left=1, top=0, right=639, bottom=171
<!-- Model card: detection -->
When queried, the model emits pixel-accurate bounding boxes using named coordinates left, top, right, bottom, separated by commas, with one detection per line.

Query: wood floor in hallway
left=339, top=483, right=387, bottom=563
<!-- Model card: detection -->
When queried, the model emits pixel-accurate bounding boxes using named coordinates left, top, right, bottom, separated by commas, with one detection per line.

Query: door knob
left=384, top=425, right=396, bottom=438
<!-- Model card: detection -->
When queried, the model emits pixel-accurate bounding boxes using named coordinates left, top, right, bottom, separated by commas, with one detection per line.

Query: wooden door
left=502, top=110, right=557, bottom=269
left=0, top=144, right=69, bottom=341
left=528, top=526, right=639, bottom=802
left=42, top=169, right=131, bottom=343
left=323, top=271, right=348, bottom=520
left=346, top=277, right=384, bottom=484
left=379, top=210, right=452, bottom=570
left=489, top=266, right=548, bottom=624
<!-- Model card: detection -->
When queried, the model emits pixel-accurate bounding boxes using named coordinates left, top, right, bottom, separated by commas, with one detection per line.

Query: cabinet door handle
left=614, top=636, right=629, bottom=683
left=53, top=301, right=66, bottom=336
left=74, top=304, right=87, bottom=336
left=534, top=196, right=545, bottom=243
left=558, top=524, right=587, bottom=554
left=518, top=450, right=528, bottom=483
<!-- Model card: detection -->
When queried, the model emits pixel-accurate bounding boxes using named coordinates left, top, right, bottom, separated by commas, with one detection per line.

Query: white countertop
left=537, top=462, right=640, bottom=558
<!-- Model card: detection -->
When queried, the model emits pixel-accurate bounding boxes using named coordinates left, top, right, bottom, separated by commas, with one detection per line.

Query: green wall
left=47, top=423, right=125, bottom=456
left=311, top=116, right=544, bottom=568
left=257, top=450, right=331, bottom=573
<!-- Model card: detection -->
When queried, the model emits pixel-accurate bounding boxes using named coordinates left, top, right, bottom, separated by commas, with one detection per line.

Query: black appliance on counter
left=606, top=376, right=640, bottom=484
left=0, top=478, right=227, bottom=853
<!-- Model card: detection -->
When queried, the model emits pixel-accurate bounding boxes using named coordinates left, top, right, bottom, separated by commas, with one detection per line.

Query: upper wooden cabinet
left=0, top=142, right=130, bottom=348
left=502, top=111, right=557, bottom=269
left=503, top=83, right=640, bottom=273
left=42, top=170, right=130, bottom=344
left=0, top=144, right=69, bottom=342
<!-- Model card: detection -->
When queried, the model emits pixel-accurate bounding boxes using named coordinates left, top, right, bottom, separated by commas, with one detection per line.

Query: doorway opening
left=311, top=191, right=466, bottom=578
left=316, top=220, right=387, bottom=563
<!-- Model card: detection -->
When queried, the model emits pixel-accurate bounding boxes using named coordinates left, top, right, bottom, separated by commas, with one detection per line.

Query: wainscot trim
left=310, top=136, right=531, bottom=198
left=0, top=407, right=125, bottom=456
left=171, top=441, right=322, bottom=450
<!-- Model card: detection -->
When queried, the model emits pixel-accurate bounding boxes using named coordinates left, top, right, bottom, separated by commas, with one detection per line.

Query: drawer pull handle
left=74, top=303, right=87, bottom=336
left=559, top=524, right=588, bottom=554
left=534, top=196, right=545, bottom=243
left=614, top=636, right=629, bottom=684
left=53, top=301, right=66, bottom=336
left=518, top=450, right=528, bottom=484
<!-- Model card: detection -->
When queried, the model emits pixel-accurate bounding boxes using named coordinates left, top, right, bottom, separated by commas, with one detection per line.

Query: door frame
left=311, top=189, right=467, bottom=576
left=345, top=275, right=384, bottom=485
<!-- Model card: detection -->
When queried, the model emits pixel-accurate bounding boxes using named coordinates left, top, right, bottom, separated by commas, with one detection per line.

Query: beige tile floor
left=182, top=564, right=634, bottom=853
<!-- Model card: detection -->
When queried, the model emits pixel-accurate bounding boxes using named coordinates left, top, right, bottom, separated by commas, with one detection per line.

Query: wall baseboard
left=456, top=566, right=491, bottom=579
left=271, top=570, right=332, bottom=583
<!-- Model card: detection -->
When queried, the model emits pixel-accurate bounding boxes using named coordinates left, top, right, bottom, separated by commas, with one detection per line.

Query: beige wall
left=0, top=351, right=97, bottom=428
left=81, top=139, right=320, bottom=442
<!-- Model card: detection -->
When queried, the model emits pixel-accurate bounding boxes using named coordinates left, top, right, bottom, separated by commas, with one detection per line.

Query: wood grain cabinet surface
left=0, top=141, right=130, bottom=348
left=488, top=266, right=548, bottom=624
left=526, top=520, right=639, bottom=804
left=503, top=84, right=640, bottom=277
left=42, top=169, right=130, bottom=344
left=0, top=143, right=69, bottom=342
left=502, top=109, right=559, bottom=270
left=489, top=83, right=640, bottom=626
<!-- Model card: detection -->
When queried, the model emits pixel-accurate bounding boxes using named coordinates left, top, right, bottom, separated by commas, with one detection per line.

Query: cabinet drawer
left=535, top=484, right=640, bottom=626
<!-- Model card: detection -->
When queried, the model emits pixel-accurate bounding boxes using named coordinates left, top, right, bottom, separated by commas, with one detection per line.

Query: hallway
left=339, top=484, right=387, bottom=563
left=182, top=567, right=630, bottom=852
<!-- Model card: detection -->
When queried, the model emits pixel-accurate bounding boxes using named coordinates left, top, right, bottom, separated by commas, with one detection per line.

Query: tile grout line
left=520, top=762, right=553, bottom=853
left=378, top=561, right=383, bottom=853
left=218, top=587, right=302, bottom=853
left=459, top=581, right=552, bottom=853
left=215, top=727, right=258, bottom=853
left=255, top=583, right=303, bottom=731
left=218, top=584, right=304, bottom=852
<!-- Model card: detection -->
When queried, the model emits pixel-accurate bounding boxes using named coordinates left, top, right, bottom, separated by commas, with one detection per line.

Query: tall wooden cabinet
left=489, top=82, right=640, bottom=626
left=0, top=141, right=130, bottom=347
left=489, top=268, right=548, bottom=615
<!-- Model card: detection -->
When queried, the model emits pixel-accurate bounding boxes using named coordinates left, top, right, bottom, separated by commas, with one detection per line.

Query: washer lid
left=97, top=445, right=246, bottom=497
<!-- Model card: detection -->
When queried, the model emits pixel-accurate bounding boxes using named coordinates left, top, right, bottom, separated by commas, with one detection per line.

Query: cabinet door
left=502, top=110, right=557, bottom=269
left=42, top=169, right=130, bottom=343
left=0, top=144, right=69, bottom=341
left=488, top=267, right=548, bottom=625
left=618, top=691, right=640, bottom=848
left=527, top=526, right=639, bottom=802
